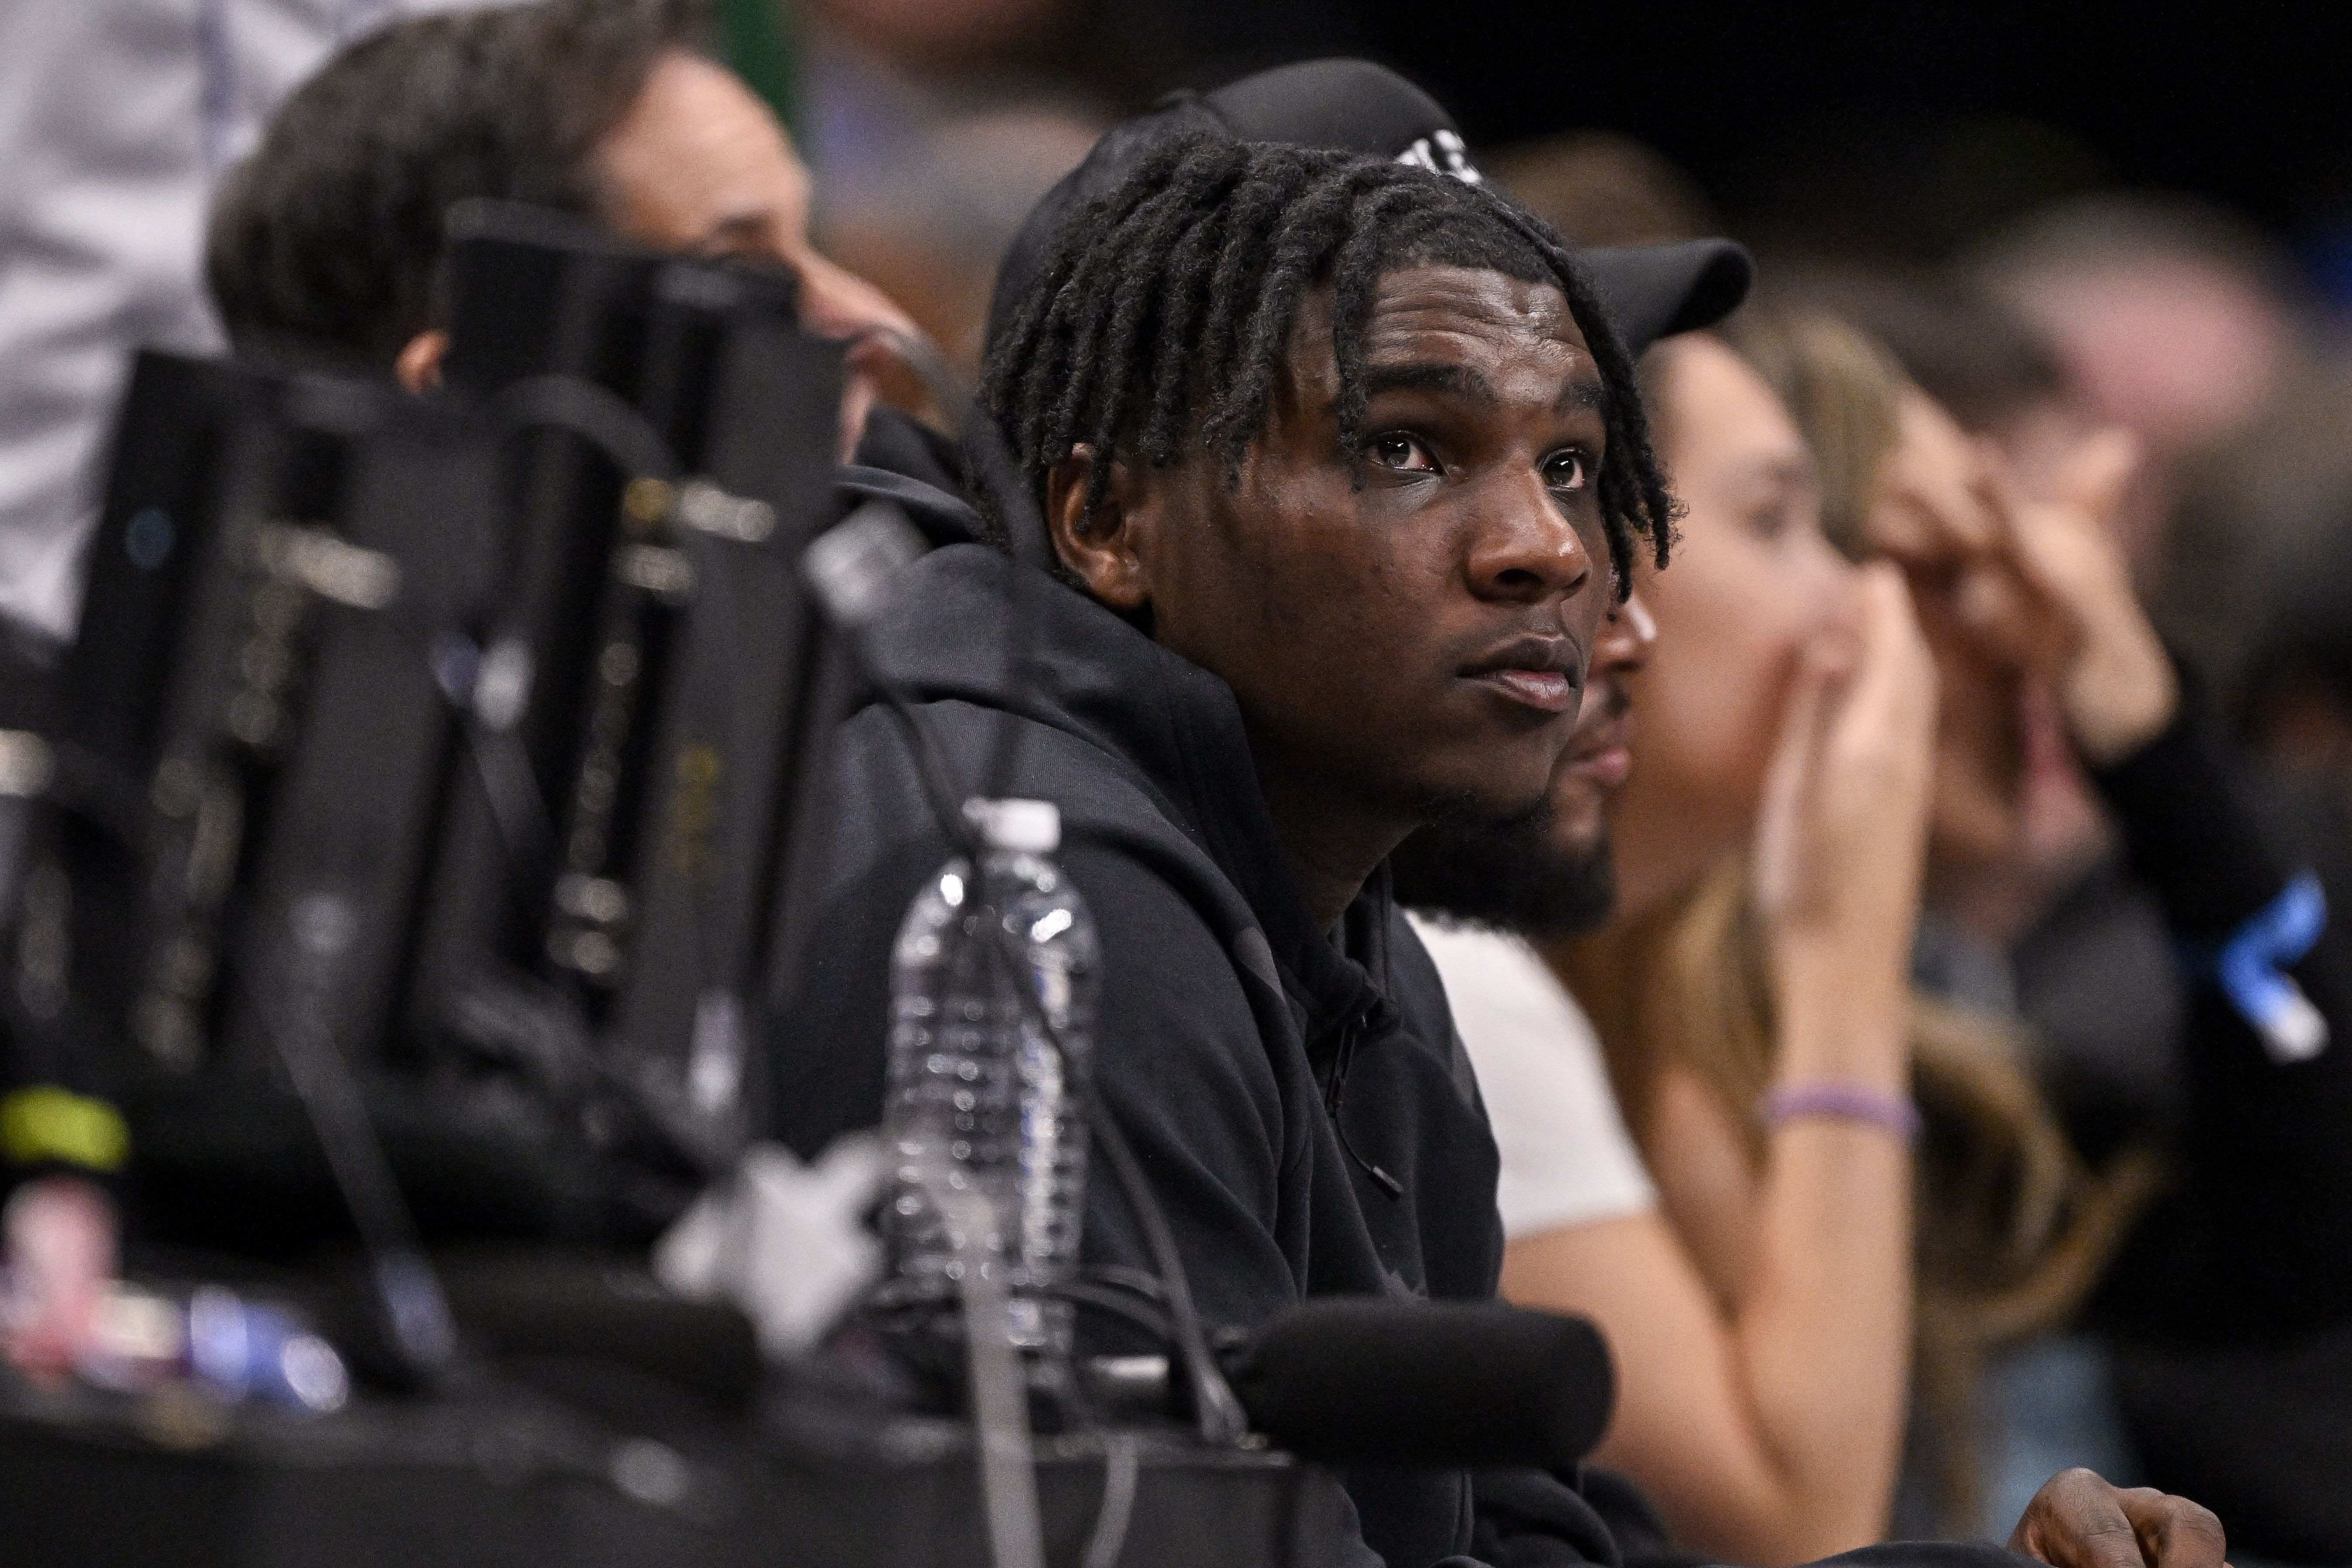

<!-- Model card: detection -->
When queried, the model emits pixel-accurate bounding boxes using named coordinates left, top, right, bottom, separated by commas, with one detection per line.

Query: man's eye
left=1369, top=433, right=1437, bottom=473
left=1545, top=450, right=1590, bottom=492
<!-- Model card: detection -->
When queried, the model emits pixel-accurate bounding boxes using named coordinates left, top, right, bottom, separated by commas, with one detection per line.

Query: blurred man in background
left=1972, top=198, right=2304, bottom=597
left=0, top=0, right=531, bottom=657
left=207, top=0, right=945, bottom=483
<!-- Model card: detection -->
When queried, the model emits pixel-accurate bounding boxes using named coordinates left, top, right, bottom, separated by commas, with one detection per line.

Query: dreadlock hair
left=976, top=133, right=1677, bottom=597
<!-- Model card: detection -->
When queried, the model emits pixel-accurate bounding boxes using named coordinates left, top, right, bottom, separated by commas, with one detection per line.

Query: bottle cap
left=965, top=798, right=1060, bottom=853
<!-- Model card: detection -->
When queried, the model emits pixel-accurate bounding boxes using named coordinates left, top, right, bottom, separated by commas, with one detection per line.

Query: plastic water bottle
left=884, top=798, right=1097, bottom=1354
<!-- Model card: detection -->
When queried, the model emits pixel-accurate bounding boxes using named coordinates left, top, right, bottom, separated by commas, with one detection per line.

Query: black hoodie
left=769, top=542, right=2030, bottom=1568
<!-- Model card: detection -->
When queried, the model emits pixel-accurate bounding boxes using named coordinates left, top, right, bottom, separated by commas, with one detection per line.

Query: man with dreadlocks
left=772, top=67, right=2230, bottom=1568
left=780, top=126, right=1671, bottom=1566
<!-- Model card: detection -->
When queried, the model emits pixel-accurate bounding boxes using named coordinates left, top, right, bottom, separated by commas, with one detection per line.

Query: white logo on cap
left=1396, top=128, right=1482, bottom=186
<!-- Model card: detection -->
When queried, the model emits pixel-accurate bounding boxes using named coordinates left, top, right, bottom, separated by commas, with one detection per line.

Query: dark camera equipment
left=30, top=354, right=541, bottom=1255
left=419, top=201, right=847, bottom=1174
left=9, top=203, right=849, bottom=1259
left=5, top=1369, right=1345, bottom=1568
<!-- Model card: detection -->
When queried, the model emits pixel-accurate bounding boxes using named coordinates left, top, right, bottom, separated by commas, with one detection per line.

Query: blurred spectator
left=2167, top=358, right=2352, bottom=774
left=206, top=0, right=939, bottom=469
left=1970, top=197, right=2305, bottom=592
left=780, top=4, right=1114, bottom=392
left=0, top=0, right=524, bottom=650
left=1521, top=326, right=1920, bottom=1559
left=1759, top=264, right=2105, bottom=511
left=1744, top=286, right=2352, bottom=1559
left=1554, top=327, right=2134, bottom=1547
left=1753, top=275, right=2187, bottom=1164
left=1723, top=308, right=1907, bottom=555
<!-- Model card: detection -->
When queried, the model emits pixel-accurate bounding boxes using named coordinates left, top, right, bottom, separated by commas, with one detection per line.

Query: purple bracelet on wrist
left=1761, top=1082, right=1921, bottom=1144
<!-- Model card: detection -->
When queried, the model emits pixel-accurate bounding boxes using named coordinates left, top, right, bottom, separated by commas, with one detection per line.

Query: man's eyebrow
left=1359, top=361, right=1498, bottom=406
left=1554, top=376, right=1606, bottom=415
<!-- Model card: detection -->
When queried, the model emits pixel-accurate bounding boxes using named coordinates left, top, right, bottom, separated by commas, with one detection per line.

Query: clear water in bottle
left=884, top=799, right=1097, bottom=1353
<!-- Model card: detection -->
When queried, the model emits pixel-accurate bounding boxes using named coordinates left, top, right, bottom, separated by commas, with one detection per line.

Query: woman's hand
left=1751, top=563, right=1939, bottom=1069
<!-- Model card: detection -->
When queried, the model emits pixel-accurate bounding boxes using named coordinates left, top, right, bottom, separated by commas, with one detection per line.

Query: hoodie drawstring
left=1323, top=1006, right=1403, bottom=1200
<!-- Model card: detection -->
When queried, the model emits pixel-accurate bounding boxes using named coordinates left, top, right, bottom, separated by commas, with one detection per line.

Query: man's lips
left=1461, top=636, right=1582, bottom=715
left=1469, top=669, right=1577, bottom=711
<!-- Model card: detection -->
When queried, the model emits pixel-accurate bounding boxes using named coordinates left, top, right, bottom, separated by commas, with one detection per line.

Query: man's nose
left=1593, top=586, right=1657, bottom=678
left=793, top=251, right=918, bottom=347
left=1465, top=474, right=1593, bottom=605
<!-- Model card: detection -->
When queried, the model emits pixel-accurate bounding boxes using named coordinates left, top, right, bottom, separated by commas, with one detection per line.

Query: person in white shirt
left=1406, top=919, right=1654, bottom=1238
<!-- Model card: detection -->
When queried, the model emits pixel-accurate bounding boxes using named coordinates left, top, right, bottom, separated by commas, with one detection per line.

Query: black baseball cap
left=984, top=58, right=1752, bottom=363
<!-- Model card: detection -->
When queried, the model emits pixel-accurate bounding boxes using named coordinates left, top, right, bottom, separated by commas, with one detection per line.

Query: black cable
left=17, top=737, right=155, bottom=859
left=868, top=659, right=985, bottom=863
left=450, top=715, right=557, bottom=883
left=966, top=411, right=1049, bottom=805
left=1077, top=1262, right=1172, bottom=1307
left=981, top=532, right=1042, bottom=806
left=236, top=927, right=461, bottom=1387
left=492, top=375, right=682, bottom=481
left=1066, top=1010, right=1248, bottom=1444
left=1052, top=1278, right=1174, bottom=1347
left=853, top=325, right=976, bottom=439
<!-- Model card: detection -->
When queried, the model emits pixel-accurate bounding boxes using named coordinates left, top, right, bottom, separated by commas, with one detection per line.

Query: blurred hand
left=1871, top=389, right=2068, bottom=689
left=1868, top=391, right=2175, bottom=770
left=1873, top=389, right=2003, bottom=567
left=1752, top=563, right=1939, bottom=1056
left=2011, top=1468, right=2228, bottom=1568
left=1996, top=451, right=2179, bottom=767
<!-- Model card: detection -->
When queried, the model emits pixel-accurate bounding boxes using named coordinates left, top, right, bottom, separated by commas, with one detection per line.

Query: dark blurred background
left=794, top=0, right=2352, bottom=275
left=782, top=0, right=2352, bottom=454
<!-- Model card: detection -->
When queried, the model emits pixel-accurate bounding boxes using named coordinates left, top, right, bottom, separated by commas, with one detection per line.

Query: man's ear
left=394, top=329, right=450, bottom=394
left=1045, top=444, right=1155, bottom=611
